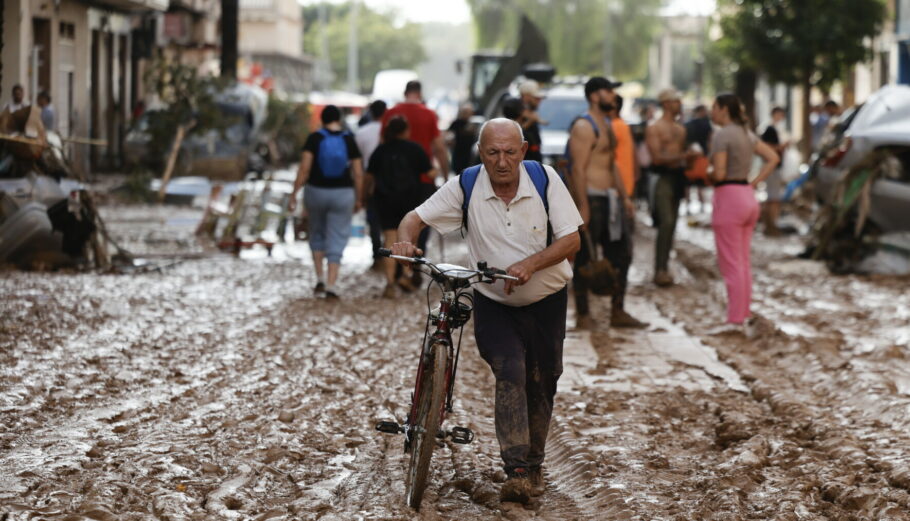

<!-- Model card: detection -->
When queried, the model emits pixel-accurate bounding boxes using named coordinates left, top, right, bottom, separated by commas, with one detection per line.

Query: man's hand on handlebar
left=503, top=258, right=535, bottom=295
left=390, top=241, right=423, bottom=265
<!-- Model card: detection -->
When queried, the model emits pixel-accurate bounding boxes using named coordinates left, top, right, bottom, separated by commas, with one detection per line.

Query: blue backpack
left=316, top=128, right=350, bottom=178
left=459, top=160, right=553, bottom=244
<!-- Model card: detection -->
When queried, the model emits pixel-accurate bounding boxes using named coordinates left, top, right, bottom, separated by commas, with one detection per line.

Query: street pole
left=347, top=0, right=359, bottom=93
left=317, top=3, right=331, bottom=90
left=221, top=0, right=238, bottom=80
left=603, top=7, right=613, bottom=77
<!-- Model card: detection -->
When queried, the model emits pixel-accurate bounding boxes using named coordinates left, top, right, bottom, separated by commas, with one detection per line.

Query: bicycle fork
left=375, top=329, right=475, bottom=445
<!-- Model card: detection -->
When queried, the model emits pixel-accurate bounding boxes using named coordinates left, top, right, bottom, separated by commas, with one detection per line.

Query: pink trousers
left=712, top=185, right=760, bottom=324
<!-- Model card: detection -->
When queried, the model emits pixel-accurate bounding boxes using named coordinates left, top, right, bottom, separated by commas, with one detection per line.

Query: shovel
left=577, top=229, right=617, bottom=296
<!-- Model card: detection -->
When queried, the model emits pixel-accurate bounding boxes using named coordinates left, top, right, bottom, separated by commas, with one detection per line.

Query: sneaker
left=325, top=290, right=339, bottom=300
left=610, top=309, right=649, bottom=329
left=396, top=276, right=416, bottom=293
left=574, top=313, right=594, bottom=331
left=653, top=270, right=673, bottom=287
left=500, top=468, right=531, bottom=504
left=314, top=282, right=326, bottom=295
left=529, top=466, right=545, bottom=497
left=381, top=284, right=396, bottom=299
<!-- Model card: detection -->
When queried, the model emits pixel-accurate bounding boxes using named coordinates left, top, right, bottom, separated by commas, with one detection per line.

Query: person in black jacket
left=366, top=116, right=435, bottom=298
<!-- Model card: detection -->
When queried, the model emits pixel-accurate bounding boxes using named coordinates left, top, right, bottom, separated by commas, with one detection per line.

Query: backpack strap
left=460, top=161, right=554, bottom=245
left=522, top=160, right=553, bottom=245
left=459, top=164, right=483, bottom=235
left=580, top=114, right=600, bottom=139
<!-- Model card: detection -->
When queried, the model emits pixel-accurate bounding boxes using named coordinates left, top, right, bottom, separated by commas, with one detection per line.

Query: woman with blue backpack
left=289, top=105, right=364, bottom=299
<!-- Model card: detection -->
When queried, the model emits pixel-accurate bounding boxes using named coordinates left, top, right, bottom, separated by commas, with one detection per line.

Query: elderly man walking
left=393, top=119, right=582, bottom=504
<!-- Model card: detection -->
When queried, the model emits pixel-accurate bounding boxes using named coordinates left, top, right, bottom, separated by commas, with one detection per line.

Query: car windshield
left=538, top=97, right=589, bottom=131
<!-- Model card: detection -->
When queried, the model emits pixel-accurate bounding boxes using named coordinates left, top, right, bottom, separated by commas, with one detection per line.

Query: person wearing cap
left=646, top=87, right=693, bottom=287
left=517, top=80, right=545, bottom=162
left=569, top=77, right=647, bottom=330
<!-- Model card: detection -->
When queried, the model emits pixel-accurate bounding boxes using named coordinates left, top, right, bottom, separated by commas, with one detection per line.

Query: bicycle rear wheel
left=406, top=341, right=447, bottom=509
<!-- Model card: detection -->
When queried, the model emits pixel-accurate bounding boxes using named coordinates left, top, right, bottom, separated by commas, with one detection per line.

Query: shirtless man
left=646, top=88, right=690, bottom=287
left=570, top=77, right=647, bottom=329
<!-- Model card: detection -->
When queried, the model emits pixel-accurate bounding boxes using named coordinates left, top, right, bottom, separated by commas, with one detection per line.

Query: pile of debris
left=194, top=169, right=298, bottom=255
left=0, top=105, right=126, bottom=270
left=807, top=148, right=910, bottom=275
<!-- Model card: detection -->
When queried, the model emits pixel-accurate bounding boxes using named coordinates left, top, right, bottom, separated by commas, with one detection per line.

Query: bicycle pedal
left=448, top=427, right=475, bottom=444
left=375, top=420, right=404, bottom=434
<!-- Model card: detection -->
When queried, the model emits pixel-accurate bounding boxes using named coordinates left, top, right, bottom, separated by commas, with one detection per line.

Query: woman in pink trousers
left=708, top=94, right=779, bottom=325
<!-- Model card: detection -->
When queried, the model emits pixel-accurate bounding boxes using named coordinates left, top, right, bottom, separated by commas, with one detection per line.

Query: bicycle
left=374, top=248, right=518, bottom=509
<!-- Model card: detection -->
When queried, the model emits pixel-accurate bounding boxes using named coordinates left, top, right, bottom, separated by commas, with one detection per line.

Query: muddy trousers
left=473, top=287, right=567, bottom=473
left=712, top=185, right=759, bottom=324
left=574, top=195, right=632, bottom=315
left=652, top=171, right=683, bottom=272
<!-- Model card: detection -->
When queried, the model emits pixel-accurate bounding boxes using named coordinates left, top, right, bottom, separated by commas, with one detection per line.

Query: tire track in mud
left=650, top=235, right=910, bottom=519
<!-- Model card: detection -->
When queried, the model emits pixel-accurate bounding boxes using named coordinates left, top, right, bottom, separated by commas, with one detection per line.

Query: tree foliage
left=715, top=0, right=887, bottom=91
left=466, top=0, right=661, bottom=80
left=143, top=57, right=231, bottom=164
left=303, top=3, right=427, bottom=93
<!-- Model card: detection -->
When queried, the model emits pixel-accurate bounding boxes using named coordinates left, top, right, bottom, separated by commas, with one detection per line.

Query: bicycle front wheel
left=406, top=341, right=447, bottom=510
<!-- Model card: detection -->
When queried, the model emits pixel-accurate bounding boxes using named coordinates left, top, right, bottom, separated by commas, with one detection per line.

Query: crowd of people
left=283, top=75, right=844, bottom=503
left=287, top=74, right=851, bottom=332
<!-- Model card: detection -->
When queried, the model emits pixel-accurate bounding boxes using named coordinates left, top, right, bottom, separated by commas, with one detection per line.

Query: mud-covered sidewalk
left=2, top=204, right=909, bottom=520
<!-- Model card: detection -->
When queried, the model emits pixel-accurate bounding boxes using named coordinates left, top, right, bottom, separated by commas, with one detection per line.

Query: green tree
left=466, top=0, right=661, bottom=80
left=715, top=0, right=887, bottom=156
left=303, top=3, right=427, bottom=93
left=143, top=56, right=231, bottom=200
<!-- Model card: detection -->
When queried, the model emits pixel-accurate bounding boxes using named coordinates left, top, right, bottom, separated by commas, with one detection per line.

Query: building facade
left=2, top=0, right=168, bottom=174
left=238, top=0, right=312, bottom=94
left=897, top=0, right=910, bottom=84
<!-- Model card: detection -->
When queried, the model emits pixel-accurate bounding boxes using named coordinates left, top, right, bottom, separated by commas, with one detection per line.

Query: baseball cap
left=584, top=76, right=623, bottom=99
left=657, top=88, right=681, bottom=103
left=518, top=80, right=544, bottom=98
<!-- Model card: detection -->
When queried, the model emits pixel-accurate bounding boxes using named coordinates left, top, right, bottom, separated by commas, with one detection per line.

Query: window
left=59, top=22, right=75, bottom=41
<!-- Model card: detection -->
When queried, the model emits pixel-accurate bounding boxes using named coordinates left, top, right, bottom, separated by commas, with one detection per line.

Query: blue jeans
left=304, top=185, right=355, bottom=264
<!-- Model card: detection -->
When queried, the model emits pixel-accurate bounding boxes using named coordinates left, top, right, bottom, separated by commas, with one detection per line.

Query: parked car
left=124, top=83, right=268, bottom=181
left=812, top=85, right=910, bottom=232
left=537, top=84, right=589, bottom=166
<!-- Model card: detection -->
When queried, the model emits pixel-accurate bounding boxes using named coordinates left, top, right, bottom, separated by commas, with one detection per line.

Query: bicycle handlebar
left=378, top=248, right=519, bottom=282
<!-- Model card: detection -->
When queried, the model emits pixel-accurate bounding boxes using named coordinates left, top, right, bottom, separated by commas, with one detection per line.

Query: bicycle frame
left=373, top=250, right=517, bottom=453
left=405, top=284, right=464, bottom=449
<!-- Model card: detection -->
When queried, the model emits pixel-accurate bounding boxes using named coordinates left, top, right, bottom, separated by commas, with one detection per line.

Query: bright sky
left=299, top=0, right=718, bottom=24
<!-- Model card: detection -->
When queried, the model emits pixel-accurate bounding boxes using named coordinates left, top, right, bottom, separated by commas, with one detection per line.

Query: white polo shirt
left=416, top=163, right=583, bottom=307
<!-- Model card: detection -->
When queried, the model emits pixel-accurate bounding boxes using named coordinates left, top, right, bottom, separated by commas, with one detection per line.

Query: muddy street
left=2, top=204, right=910, bottom=520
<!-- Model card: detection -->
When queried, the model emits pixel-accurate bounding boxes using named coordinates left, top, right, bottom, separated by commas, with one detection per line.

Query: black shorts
left=375, top=197, right=414, bottom=231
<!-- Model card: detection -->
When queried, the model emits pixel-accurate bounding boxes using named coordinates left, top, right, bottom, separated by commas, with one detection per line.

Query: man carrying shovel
left=568, top=77, right=648, bottom=330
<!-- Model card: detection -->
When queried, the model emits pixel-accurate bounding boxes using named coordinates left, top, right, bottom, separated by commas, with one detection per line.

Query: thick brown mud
left=2, top=204, right=909, bottom=520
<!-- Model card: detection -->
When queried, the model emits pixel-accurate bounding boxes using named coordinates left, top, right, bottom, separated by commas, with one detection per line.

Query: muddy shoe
left=610, top=309, right=648, bottom=329
left=325, top=290, right=339, bottom=300
left=653, top=270, right=673, bottom=287
left=529, top=466, right=545, bottom=497
left=500, top=468, right=531, bottom=504
left=574, top=313, right=595, bottom=331
left=314, top=282, right=326, bottom=295
left=381, top=284, right=396, bottom=299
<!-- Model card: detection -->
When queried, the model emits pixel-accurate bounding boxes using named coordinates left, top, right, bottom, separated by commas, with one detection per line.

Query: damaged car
left=813, top=85, right=910, bottom=232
